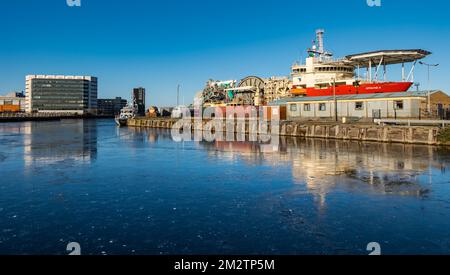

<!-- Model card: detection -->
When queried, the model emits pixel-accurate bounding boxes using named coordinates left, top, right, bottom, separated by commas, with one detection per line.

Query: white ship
left=115, top=105, right=137, bottom=127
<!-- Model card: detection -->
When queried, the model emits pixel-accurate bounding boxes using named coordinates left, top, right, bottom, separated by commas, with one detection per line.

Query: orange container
left=291, top=88, right=307, bottom=95
left=0, top=105, right=21, bottom=113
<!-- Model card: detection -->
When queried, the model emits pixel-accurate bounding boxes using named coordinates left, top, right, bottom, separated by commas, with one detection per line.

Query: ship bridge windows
left=317, top=66, right=353, bottom=73
left=293, top=68, right=307, bottom=73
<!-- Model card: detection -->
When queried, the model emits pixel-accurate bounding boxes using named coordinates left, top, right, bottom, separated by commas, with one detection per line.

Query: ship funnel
left=316, top=29, right=325, bottom=54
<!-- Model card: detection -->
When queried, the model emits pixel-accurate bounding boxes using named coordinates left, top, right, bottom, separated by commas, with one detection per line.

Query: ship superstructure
left=291, top=29, right=431, bottom=97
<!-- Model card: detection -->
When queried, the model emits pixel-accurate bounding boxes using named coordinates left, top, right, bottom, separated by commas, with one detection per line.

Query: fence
left=438, top=108, right=450, bottom=120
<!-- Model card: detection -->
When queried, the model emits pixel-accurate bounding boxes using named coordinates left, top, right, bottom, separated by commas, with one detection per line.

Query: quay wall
left=0, top=113, right=109, bottom=122
left=128, top=118, right=444, bottom=146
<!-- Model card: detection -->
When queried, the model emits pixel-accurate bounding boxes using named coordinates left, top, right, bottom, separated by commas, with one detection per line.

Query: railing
left=374, top=119, right=450, bottom=127
left=292, top=56, right=348, bottom=66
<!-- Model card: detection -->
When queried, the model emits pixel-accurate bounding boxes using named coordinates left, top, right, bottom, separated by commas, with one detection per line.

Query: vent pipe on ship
left=316, top=29, right=325, bottom=54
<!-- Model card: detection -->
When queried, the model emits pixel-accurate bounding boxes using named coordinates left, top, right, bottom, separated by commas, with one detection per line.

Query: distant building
left=420, top=90, right=450, bottom=119
left=133, top=87, right=146, bottom=116
left=25, top=75, right=98, bottom=114
left=0, top=91, right=25, bottom=113
left=97, top=97, right=128, bottom=116
left=271, top=91, right=430, bottom=120
left=5, top=91, right=25, bottom=98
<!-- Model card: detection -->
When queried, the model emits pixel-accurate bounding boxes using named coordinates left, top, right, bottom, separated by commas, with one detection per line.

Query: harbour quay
left=127, top=117, right=447, bottom=146
left=0, top=112, right=94, bottom=122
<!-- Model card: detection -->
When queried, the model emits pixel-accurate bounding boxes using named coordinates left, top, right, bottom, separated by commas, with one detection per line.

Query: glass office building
left=25, top=75, right=98, bottom=114
left=97, top=97, right=128, bottom=116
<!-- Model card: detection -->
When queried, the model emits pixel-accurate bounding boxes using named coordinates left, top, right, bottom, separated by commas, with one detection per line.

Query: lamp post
left=177, top=84, right=181, bottom=107
left=333, top=78, right=338, bottom=122
left=419, top=61, right=439, bottom=114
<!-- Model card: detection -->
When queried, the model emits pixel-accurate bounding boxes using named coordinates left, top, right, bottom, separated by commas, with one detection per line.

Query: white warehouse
left=271, top=91, right=428, bottom=120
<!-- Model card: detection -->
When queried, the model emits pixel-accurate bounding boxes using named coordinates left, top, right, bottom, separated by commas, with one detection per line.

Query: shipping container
left=0, top=105, right=21, bottom=113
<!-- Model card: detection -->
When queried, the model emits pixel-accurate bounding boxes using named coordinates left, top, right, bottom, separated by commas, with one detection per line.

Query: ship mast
left=317, top=29, right=325, bottom=55
left=307, top=29, right=333, bottom=61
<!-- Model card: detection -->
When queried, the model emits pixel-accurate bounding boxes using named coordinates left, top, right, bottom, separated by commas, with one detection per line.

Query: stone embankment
left=128, top=118, right=445, bottom=146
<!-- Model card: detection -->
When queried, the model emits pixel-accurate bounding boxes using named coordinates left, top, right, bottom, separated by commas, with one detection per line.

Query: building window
left=304, top=104, right=311, bottom=111
left=394, top=100, right=404, bottom=110
left=290, top=104, right=298, bottom=112
left=319, top=103, right=326, bottom=111
left=355, top=101, right=364, bottom=110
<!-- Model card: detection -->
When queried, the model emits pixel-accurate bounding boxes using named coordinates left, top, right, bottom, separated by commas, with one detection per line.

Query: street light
left=177, top=84, right=181, bottom=106
left=333, top=78, right=338, bottom=122
left=419, top=61, right=439, bottom=114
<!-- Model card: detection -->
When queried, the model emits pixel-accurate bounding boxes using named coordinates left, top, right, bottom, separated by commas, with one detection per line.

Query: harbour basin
left=0, top=119, right=450, bottom=255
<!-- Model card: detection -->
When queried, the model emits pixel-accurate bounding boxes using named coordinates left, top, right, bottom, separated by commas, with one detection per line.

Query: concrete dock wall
left=0, top=113, right=92, bottom=122
left=128, top=118, right=442, bottom=145
left=278, top=123, right=438, bottom=145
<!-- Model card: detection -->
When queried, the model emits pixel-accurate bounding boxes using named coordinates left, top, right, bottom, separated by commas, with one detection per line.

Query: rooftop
left=26, top=75, right=97, bottom=80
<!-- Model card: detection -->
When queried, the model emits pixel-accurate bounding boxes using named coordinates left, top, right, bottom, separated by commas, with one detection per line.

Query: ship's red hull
left=292, top=82, right=413, bottom=97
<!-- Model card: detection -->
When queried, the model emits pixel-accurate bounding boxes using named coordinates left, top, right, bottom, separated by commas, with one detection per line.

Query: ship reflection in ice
left=129, top=126, right=449, bottom=200
left=198, top=136, right=443, bottom=199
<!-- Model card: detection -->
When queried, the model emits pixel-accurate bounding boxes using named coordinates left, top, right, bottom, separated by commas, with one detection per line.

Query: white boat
left=171, top=105, right=188, bottom=119
left=115, top=105, right=136, bottom=127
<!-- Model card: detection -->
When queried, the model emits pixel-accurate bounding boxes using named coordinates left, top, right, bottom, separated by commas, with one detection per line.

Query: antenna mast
left=316, top=29, right=325, bottom=55
left=307, top=29, right=333, bottom=61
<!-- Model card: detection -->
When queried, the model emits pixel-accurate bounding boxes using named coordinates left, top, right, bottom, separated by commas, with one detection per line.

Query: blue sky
left=0, top=0, right=449, bottom=106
